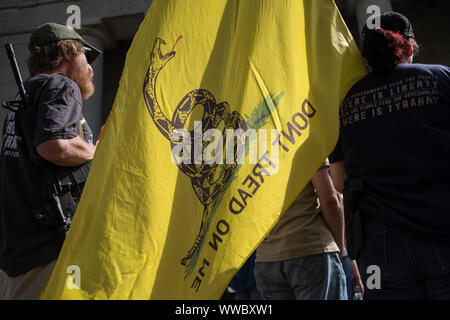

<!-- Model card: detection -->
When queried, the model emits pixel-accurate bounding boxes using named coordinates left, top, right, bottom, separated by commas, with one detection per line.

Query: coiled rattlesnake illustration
left=143, top=37, right=247, bottom=266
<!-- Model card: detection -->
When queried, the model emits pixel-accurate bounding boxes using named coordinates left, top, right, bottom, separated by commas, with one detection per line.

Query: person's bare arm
left=329, top=160, right=347, bottom=194
left=36, top=136, right=96, bottom=167
left=311, top=167, right=346, bottom=258
left=350, top=258, right=365, bottom=297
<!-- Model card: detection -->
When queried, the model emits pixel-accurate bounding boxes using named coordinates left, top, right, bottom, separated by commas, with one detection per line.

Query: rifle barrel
left=4, top=43, right=27, bottom=103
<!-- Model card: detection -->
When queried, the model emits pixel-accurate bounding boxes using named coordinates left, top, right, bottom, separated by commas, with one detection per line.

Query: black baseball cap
left=361, top=12, right=415, bottom=44
left=29, top=23, right=102, bottom=64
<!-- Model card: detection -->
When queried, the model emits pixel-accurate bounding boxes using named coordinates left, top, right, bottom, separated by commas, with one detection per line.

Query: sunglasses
left=83, top=46, right=93, bottom=64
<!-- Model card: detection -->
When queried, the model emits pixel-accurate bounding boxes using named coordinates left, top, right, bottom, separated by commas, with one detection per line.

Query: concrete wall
left=102, top=40, right=131, bottom=124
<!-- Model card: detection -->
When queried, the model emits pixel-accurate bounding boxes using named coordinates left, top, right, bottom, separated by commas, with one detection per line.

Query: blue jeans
left=358, top=220, right=450, bottom=300
left=254, top=252, right=347, bottom=300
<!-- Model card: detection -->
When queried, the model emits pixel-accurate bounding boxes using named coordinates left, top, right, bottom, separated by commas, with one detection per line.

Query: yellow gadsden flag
left=41, top=0, right=366, bottom=299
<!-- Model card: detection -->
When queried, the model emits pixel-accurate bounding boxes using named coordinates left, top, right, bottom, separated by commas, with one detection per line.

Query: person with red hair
left=329, top=12, right=450, bottom=300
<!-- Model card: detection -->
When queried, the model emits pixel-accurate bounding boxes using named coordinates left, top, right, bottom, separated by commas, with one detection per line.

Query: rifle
left=3, top=43, right=42, bottom=164
left=2, top=43, right=73, bottom=239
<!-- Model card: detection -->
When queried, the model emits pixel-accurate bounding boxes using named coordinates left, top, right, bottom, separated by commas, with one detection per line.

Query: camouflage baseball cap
left=29, top=23, right=102, bottom=64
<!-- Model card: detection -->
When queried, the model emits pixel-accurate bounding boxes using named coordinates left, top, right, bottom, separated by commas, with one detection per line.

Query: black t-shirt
left=330, top=63, right=450, bottom=242
left=0, top=73, right=93, bottom=276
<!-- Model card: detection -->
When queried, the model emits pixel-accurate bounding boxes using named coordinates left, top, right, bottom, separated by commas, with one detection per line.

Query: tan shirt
left=256, top=180, right=339, bottom=262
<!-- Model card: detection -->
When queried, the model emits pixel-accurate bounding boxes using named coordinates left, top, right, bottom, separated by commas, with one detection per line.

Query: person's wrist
left=340, top=247, right=348, bottom=260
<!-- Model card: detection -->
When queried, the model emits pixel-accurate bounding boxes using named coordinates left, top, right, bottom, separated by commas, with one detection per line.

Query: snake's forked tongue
left=163, top=35, right=183, bottom=59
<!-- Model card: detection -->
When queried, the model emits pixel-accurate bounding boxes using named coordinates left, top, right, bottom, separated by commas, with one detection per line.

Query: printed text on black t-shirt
left=340, top=74, right=439, bottom=127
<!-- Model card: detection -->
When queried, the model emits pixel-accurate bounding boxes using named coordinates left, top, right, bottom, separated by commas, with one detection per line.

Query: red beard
left=68, top=59, right=95, bottom=100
